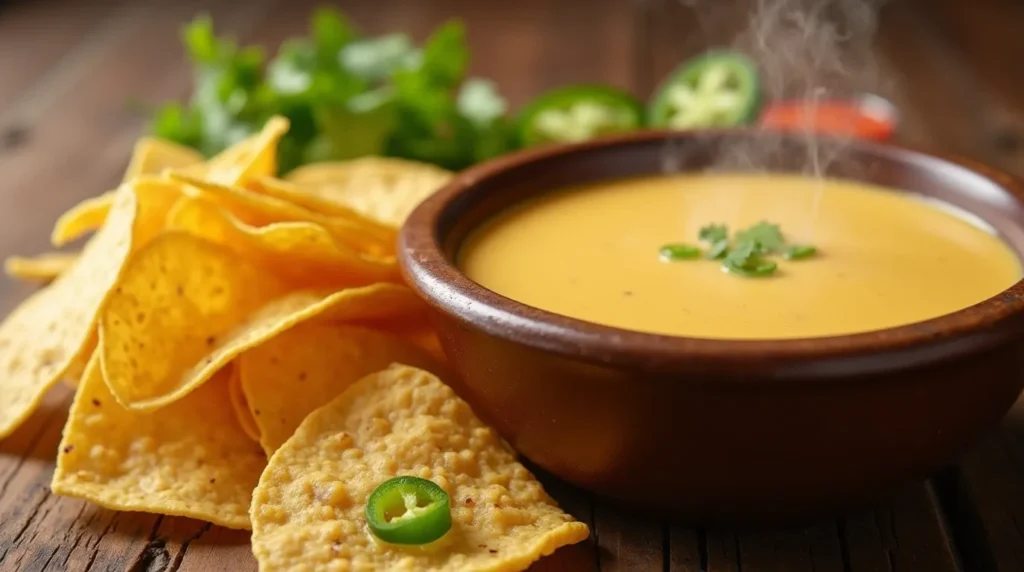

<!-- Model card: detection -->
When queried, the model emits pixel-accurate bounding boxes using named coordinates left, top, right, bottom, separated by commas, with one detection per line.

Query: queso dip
left=459, top=174, right=1022, bottom=339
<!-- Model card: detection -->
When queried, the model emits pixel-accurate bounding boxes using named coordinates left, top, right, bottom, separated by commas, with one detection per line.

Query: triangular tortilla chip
left=250, top=365, right=589, bottom=571
left=239, top=323, right=440, bottom=455
left=51, top=356, right=264, bottom=529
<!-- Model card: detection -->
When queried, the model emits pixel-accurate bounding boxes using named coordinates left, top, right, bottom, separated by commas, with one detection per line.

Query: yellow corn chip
left=100, top=232, right=428, bottom=410
left=63, top=333, right=97, bottom=389
left=0, top=178, right=183, bottom=437
left=239, top=323, right=441, bottom=456
left=169, top=172, right=395, bottom=257
left=51, top=136, right=201, bottom=247
left=0, top=187, right=135, bottom=438
left=4, top=251, right=79, bottom=283
left=121, top=137, right=204, bottom=183
left=51, top=192, right=116, bottom=248
left=165, top=195, right=399, bottom=289
left=229, top=364, right=261, bottom=443
left=52, top=356, right=264, bottom=529
left=190, top=116, right=290, bottom=186
left=250, top=365, right=589, bottom=571
left=247, top=175, right=390, bottom=223
left=284, top=157, right=453, bottom=228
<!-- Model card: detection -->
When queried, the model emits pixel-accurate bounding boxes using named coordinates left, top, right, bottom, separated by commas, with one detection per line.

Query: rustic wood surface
left=1, top=0, right=1023, bottom=570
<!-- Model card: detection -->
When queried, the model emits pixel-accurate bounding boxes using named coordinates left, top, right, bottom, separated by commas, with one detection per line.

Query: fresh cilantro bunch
left=150, top=8, right=514, bottom=173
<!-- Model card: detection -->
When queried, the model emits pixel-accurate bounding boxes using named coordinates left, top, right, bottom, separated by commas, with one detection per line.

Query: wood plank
left=0, top=0, right=132, bottom=112
left=939, top=400, right=1024, bottom=572
left=593, top=504, right=665, bottom=572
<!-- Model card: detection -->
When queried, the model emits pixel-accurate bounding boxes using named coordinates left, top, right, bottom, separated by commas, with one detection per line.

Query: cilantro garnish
left=149, top=8, right=514, bottom=174
left=660, top=221, right=816, bottom=278
left=698, top=223, right=730, bottom=260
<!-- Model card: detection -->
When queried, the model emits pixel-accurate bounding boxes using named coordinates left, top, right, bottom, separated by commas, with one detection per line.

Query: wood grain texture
left=0, top=0, right=1022, bottom=570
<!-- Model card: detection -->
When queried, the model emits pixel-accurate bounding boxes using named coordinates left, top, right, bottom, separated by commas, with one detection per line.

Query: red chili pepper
left=760, top=96, right=897, bottom=141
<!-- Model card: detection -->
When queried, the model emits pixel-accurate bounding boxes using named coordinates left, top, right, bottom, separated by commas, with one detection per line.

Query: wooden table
left=3, top=0, right=1024, bottom=569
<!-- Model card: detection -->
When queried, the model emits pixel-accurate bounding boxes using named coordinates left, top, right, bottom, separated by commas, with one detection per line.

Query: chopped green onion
left=659, top=244, right=702, bottom=261
left=365, top=476, right=451, bottom=545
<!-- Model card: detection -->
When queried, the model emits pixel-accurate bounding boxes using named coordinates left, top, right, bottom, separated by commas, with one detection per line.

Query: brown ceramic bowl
left=398, top=130, right=1024, bottom=523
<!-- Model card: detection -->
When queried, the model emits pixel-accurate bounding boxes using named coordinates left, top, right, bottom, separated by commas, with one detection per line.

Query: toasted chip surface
left=4, top=251, right=79, bottom=283
left=52, top=356, right=265, bottom=529
left=0, top=186, right=137, bottom=438
left=250, top=365, right=589, bottom=572
left=51, top=192, right=116, bottom=247
left=229, top=364, right=261, bottom=443
left=51, top=136, right=201, bottom=247
left=170, top=172, right=395, bottom=258
left=284, top=157, right=452, bottom=228
left=240, top=324, right=440, bottom=455
left=166, top=195, right=399, bottom=289
left=198, top=116, right=290, bottom=186
left=100, top=231, right=427, bottom=410
left=122, top=137, right=205, bottom=183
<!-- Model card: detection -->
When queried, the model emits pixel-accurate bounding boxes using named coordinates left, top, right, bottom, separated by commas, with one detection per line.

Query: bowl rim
left=399, top=129, right=1024, bottom=369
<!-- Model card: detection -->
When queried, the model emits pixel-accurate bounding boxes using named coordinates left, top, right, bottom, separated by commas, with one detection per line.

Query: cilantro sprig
left=660, top=222, right=817, bottom=277
left=149, top=9, right=514, bottom=174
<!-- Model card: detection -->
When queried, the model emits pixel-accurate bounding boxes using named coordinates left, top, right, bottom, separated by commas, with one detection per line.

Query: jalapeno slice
left=365, top=476, right=451, bottom=545
left=649, top=51, right=761, bottom=129
left=518, top=85, right=644, bottom=147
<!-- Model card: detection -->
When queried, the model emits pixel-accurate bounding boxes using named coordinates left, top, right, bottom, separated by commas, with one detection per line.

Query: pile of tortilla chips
left=0, top=116, right=588, bottom=570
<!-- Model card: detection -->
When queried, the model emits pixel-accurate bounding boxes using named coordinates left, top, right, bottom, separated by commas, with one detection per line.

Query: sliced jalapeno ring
left=518, top=85, right=644, bottom=147
left=649, top=50, right=761, bottom=129
left=365, top=476, right=451, bottom=545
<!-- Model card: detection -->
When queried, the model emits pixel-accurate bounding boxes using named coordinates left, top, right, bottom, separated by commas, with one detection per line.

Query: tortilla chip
left=284, top=157, right=452, bottom=228
left=121, top=137, right=204, bottom=183
left=51, top=136, right=201, bottom=247
left=51, top=356, right=264, bottom=529
left=190, top=116, right=290, bottom=186
left=63, top=333, right=97, bottom=389
left=239, top=323, right=441, bottom=456
left=165, top=195, right=399, bottom=289
left=250, top=365, right=589, bottom=571
left=100, top=231, right=427, bottom=410
left=228, top=364, right=261, bottom=443
left=51, top=192, right=116, bottom=248
left=4, top=251, right=79, bottom=283
left=247, top=176, right=392, bottom=223
left=169, top=172, right=395, bottom=257
left=0, top=178, right=184, bottom=437
left=0, top=187, right=136, bottom=438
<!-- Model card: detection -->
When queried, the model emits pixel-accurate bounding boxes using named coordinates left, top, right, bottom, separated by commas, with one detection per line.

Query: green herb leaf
left=704, top=240, right=729, bottom=260
left=722, top=257, right=778, bottom=277
left=782, top=244, right=817, bottom=260
left=340, top=34, right=419, bottom=82
left=734, top=221, right=785, bottom=254
left=721, top=240, right=777, bottom=277
left=659, top=244, right=702, bottom=261
left=698, top=223, right=728, bottom=244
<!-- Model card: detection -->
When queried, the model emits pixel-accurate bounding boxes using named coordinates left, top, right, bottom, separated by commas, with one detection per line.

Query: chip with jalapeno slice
left=649, top=50, right=761, bottom=129
left=365, top=476, right=452, bottom=545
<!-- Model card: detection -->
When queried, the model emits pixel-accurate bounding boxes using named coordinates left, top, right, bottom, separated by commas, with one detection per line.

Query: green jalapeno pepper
left=365, top=476, right=451, bottom=545
left=649, top=51, right=761, bottom=129
left=517, top=85, right=644, bottom=146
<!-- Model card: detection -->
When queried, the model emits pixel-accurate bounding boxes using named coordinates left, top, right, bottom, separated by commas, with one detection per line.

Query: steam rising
left=665, top=0, right=889, bottom=237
